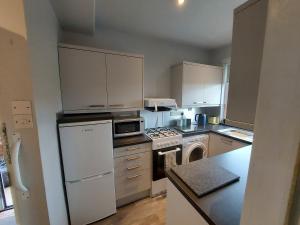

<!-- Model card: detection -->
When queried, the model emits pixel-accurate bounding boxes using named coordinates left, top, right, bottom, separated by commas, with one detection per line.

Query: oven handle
left=158, top=147, right=181, bottom=156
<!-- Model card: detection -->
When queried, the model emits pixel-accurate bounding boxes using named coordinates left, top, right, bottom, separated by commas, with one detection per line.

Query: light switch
left=12, top=101, right=32, bottom=115
left=13, top=115, right=33, bottom=129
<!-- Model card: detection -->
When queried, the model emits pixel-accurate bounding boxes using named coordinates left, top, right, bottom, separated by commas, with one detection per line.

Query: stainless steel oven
left=152, top=145, right=182, bottom=181
left=113, top=117, right=145, bottom=138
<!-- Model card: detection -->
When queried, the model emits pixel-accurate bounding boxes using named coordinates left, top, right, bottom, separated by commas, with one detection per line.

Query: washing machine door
left=185, top=143, right=208, bottom=164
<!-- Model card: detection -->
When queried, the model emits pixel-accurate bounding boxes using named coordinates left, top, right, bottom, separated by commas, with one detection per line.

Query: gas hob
left=145, top=127, right=182, bottom=150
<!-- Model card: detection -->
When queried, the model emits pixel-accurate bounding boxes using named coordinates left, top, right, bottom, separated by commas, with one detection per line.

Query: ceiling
left=51, top=0, right=248, bottom=49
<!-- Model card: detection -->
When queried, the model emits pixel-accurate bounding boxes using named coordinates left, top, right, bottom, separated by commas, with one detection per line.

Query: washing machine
left=182, top=134, right=209, bottom=165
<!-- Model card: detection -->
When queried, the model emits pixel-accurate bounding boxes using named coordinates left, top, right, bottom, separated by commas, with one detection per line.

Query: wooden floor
left=93, top=196, right=166, bottom=225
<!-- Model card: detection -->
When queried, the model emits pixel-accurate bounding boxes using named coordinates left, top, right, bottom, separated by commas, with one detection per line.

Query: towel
left=165, top=151, right=177, bottom=169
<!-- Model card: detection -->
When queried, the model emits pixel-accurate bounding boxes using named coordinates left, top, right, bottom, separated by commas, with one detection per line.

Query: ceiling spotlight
left=177, top=0, right=185, bottom=6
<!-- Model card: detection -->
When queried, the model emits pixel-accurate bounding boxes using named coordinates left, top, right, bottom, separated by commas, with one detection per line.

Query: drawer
left=114, top=143, right=151, bottom=158
left=115, top=169, right=151, bottom=200
left=114, top=152, right=151, bottom=177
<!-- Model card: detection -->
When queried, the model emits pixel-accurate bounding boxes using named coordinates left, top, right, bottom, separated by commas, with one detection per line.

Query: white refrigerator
left=59, top=120, right=116, bottom=225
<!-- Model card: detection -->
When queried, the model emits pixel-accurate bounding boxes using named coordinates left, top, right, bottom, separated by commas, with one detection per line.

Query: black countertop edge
left=113, top=134, right=152, bottom=148
left=57, top=113, right=113, bottom=124
left=166, top=170, right=217, bottom=225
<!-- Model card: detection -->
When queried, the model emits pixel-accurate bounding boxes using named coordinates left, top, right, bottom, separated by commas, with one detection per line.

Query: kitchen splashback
left=141, top=107, right=220, bottom=129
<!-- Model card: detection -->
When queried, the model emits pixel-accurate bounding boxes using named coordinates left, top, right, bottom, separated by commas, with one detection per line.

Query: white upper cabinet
left=59, top=48, right=108, bottom=112
left=106, top=54, right=143, bottom=109
left=171, top=62, right=223, bottom=108
left=58, top=45, right=144, bottom=113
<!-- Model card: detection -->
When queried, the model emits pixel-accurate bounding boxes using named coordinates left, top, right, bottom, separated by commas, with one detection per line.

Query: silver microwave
left=113, top=117, right=145, bottom=138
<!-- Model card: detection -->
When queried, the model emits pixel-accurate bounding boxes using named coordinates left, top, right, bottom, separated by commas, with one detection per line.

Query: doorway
left=0, top=129, right=16, bottom=225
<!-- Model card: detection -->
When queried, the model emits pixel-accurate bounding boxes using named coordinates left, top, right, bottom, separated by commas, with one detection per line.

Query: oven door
left=113, top=119, right=144, bottom=138
left=152, top=145, right=182, bottom=181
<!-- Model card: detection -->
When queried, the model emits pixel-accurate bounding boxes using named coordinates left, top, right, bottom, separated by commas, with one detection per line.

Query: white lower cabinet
left=114, top=143, right=152, bottom=207
left=166, top=180, right=209, bottom=225
left=208, top=133, right=249, bottom=157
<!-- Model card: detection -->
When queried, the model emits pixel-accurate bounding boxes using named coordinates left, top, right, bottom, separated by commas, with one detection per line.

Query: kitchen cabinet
left=208, top=133, right=248, bottom=157
left=166, top=180, right=209, bottom=225
left=59, top=47, right=108, bottom=112
left=226, top=0, right=268, bottom=127
left=114, top=143, right=151, bottom=207
left=171, top=62, right=223, bottom=108
left=58, top=44, right=144, bottom=113
left=106, top=54, right=143, bottom=109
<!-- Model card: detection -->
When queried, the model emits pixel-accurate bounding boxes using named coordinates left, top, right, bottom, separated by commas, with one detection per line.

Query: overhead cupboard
left=171, top=62, right=223, bottom=108
left=58, top=44, right=144, bottom=113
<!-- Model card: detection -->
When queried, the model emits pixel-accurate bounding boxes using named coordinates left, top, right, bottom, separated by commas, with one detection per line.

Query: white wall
left=0, top=28, right=50, bottom=225
left=0, top=0, right=27, bottom=38
left=61, top=27, right=210, bottom=98
left=208, top=45, right=231, bottom=66
left=22, top=0, right=68, bottom=224
left=241, top=0, right=300, bottom=224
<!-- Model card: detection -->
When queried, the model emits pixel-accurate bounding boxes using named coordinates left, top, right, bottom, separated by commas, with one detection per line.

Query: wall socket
left=13, top=115, right=33, bottom=129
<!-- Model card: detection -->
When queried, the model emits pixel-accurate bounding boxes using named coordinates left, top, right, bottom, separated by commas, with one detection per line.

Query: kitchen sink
left=217, top=128, right=253, bottom=142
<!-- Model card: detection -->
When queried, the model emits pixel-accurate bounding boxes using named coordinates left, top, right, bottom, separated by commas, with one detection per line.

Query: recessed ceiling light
left=177, top=0, right=185, bottom=6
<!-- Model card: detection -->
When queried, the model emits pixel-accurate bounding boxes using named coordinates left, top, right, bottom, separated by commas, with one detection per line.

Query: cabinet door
left=106, top=54, right=143, bottom=109
left=182, top=64, right=205, bottom=107
left=208, top=133, right=247, bottom=157
left=59, top=48, right=107, bottom=111
left=202, top=66, right=223, bottom=105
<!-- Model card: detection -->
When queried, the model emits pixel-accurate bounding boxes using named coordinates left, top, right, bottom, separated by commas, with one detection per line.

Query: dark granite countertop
left=57, top=113, right=113, bottom=124
left=113, top=134, right=152, bottom=148
left=175, top=124, right=253, bottom=144
left=166, top=146, right=252, bottom=225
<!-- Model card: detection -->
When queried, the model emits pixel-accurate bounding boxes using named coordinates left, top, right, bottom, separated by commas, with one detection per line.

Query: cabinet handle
left=88, top=105, right=105, bottom=108
left=126, top=147, right=139, bottom=151
left=127, top=174, right=142, bottom=180
left=127, top=165, right=140, bottom=170
left=109, top=104, right=124, bottom=108
left=193, top=101, right=203, bottom=104
left=203, top=101, right=207, bottom=104
left=221, top=137, right=233, bottom=145
left=126, top=156, right=140, bottom=161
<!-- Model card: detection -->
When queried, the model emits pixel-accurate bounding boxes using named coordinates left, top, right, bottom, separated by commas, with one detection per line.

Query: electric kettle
left=195, top=113, right=207, bottom=125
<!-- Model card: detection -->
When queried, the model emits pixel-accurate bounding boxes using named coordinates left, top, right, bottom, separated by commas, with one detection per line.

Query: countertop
left=113, top=134, right=152, bottom=148
left=57, top=113, right=113, bottom=124
left=175, top=124, right=253, bottom=144
left=166, top=146, right=252, bottom=225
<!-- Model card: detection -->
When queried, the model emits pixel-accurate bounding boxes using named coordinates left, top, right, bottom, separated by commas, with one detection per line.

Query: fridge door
left=65, top=172, right=116, bottom=225
left=59, top=120, right=114, bottom=181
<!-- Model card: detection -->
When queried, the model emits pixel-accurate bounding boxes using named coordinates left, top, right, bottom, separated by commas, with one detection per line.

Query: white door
left=66, top=172, right=116, bottom=225
left=59, top=48, right=108, bottom=111
left=106, top=54, right=143, bottom=109
left=182, top=64, right=205, bottom=107
left=59, top=121, right=113, bottom=181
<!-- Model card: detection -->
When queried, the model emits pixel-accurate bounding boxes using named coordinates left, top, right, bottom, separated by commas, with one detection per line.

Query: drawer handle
left=127, top=165, right=140, bottom=170
left=89, top=104, right=105, bottom=108
left=221, top=138, right=233, bottom=145
left=126, top=147, right=139, bottom=151
left=127, top=174, right=142, bottom=180
left=109, top=104, right=124, bottom=108
left=126, top=156, right=140, bottom=161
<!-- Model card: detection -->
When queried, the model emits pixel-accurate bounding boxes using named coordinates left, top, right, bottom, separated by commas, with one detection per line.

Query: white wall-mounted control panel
left=12, top=101, right=33, bottom=129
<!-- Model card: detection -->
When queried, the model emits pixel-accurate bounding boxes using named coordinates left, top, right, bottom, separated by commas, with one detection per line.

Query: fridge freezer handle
left=11, top=137, right=30, bottom=198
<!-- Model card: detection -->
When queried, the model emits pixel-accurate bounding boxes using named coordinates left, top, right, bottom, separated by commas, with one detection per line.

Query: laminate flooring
left=93, top=196, right=166, bottom=225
